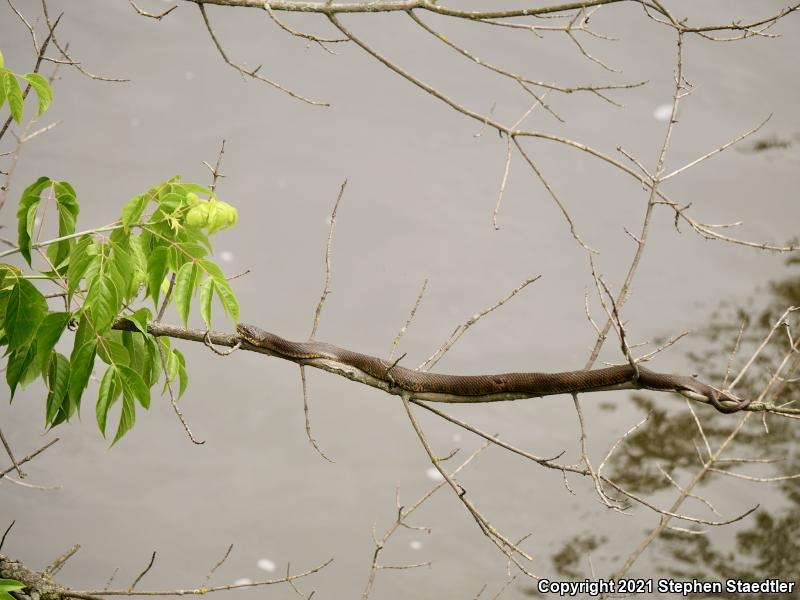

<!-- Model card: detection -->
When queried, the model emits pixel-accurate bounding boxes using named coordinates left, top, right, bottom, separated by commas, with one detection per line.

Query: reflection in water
left=545, top=258, right=800, bottom=595
left=256, top=557, right=276, bottom=572
left=551, top=534, right=608, bottom=579
left=738, top=134, right=795, bottom=154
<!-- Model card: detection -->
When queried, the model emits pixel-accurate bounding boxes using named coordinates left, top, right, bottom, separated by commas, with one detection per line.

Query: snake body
left=237, top=323, right=751, bottom=413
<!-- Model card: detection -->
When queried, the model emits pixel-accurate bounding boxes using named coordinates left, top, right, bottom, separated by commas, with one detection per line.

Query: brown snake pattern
left=237, top=324, right=751, bottom=413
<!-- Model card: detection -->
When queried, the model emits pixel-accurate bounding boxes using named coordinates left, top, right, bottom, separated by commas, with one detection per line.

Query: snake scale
left=237, top=323, right=751, bottom=413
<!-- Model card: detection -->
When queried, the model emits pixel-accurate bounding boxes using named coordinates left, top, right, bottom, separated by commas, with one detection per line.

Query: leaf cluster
left=1, top=176, right=240, bottom=444
left=0, top=50, right=53, bottom=123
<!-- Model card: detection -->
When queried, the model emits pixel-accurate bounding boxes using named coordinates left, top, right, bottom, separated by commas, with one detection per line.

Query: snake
left=236, top=323, right=752, bottom=413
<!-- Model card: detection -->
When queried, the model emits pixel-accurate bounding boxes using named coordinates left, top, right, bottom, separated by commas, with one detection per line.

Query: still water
left=1, top=1, right=799, bottom=598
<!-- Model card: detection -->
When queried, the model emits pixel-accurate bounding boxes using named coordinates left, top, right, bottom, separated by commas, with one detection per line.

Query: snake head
left=236, top=322, right=264, bottom=346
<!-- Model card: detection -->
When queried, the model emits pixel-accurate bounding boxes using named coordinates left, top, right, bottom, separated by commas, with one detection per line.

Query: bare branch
left=204, top=544, right=234, bottom=585
left=68, top=558, right=334, bottom=598
left=46, top=544, right=81, bottom=577
left=128, top=0, right=177, bottom=20
left=310, top=179, right=347, bottom=340
left=197, top=2, right=328, bottom=106
left=0, top=520, right=15, bottom=552
left=264, top=2, right=347, bottom=48
left=299, top=365, right=335, bottom=462
left=0, top=427, right=25, bottom=479
left=660, top=114, right=772, bottom=181
left=389, top=278, right=428, bottom=362
left=0, top=438, right=60, bottom=479
left=492, top=134, right=513, bottom=230
left=128, top=552, right=157, bottom=592
left=419, top=275, right=540, bottom=371
left=204, top=139, right=227, bottom=192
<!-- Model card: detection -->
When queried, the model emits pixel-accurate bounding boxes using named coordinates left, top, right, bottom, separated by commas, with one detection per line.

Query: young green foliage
left=1, top=174, right=240, bottom=444
left=0, top=51, right=53, bottom=123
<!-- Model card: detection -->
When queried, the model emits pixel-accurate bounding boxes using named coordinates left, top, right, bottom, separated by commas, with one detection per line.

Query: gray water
left=1, top=1, right=799, bottom=598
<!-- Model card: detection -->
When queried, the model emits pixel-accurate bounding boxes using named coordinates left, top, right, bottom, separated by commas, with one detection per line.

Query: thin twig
left=46, top=544, right=81, bottom=577
left=299, top=365, right=334, bottom=462
left=492, top=134, right=513, bottom=230
left=400, top=393, right=536, bottom=577
left=310, top=179, right=347, bottom=340
left=129, top=552, right=157, bottom=592
left=0, top=520, right=15, bottom=552
left=204, top=544, right=234, bottom=585
left=197, top=2, right=327, bottom=106
left=0, top=427, right=25, bottom=478
left=204, top=139, right=227, bottom=192
left=157, top=340, right=205, bottom=445
left=389, top=278, right=428, bottom=361
left=70, top=558, right=334, bottom=598
left=419, top=276, right=540, bottom=370
left=128, top=0, right=177, bottom=20
left=0, top=438, right=59, bottom=478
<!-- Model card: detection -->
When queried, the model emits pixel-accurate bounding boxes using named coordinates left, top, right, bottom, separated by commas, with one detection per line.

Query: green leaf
left=199, top=258, right=225, bottom=281
left=176, top=241, right=207, bottom=260
left=112, top=392, right=136, bottom=445
left=3, top=72, right=23, bottom=123
left=173, top=349, right=188, bottom=398
left=0, top=70, right=6, bottom=109
left=199, top=277, right=214, bottom=329
left=173, top=261, right=198, bottom=326
left=0, top=264, right=20, bottom=289
left=16, top=176, right=50, bottom=266
left=22, top=72, right=53, bottom=115
left=119, top=364, right=150, bottom=409
left=45, top=352, right=70, bottom=426
left=213, top=277, right=239, bottom=323
left=96, top=333, right=130, bottom=367
left=166, top=347, right=179, bottom=383
left=0, top=290, right=9, bottom=330
left=0, top=580, right=25, bottom=594
left=55, top=181, right=79, bottom=227
left=68, top=339, right=97, bottom=411
left=36, top=311, right=71, bottom=371
left=5, top=278, right=47, bottom=351
left=154, top=192, right=184, bottom=222
left=128, top=307, right=151, bottom=336
left=86, top=275, right=119, bottom=333
left=178, top=182, right=214, bottom=197
left=25, top=202, right=38, bottom=239
left=128, top=234, right=147, bottom=278
left=122, top=194, right=149, bottom=232
left=1, top=590, right=22, bottom=600
left=19, top=346, right=41, bottom=389
left=122, top=330, right=145, bottom=373
left=0, top=52, right=4, bottom=68
left=183, top=227, right=212, bottom=254
left=147, top=246, right=168, bottom=307
left=6, top=345, right=36, bottom=400
left=198, top=259, right=239, bottom=327
left=47, top=181, right=80, bottom=269
left=143, top=336, right=160, bottom=387
left=67, top=236, right=96, bottom=299
left=110, top=242, right=136, bottom=300
left=71, top=315, right=93, bottom=350
left=96, top=365, right=120, bottom=437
